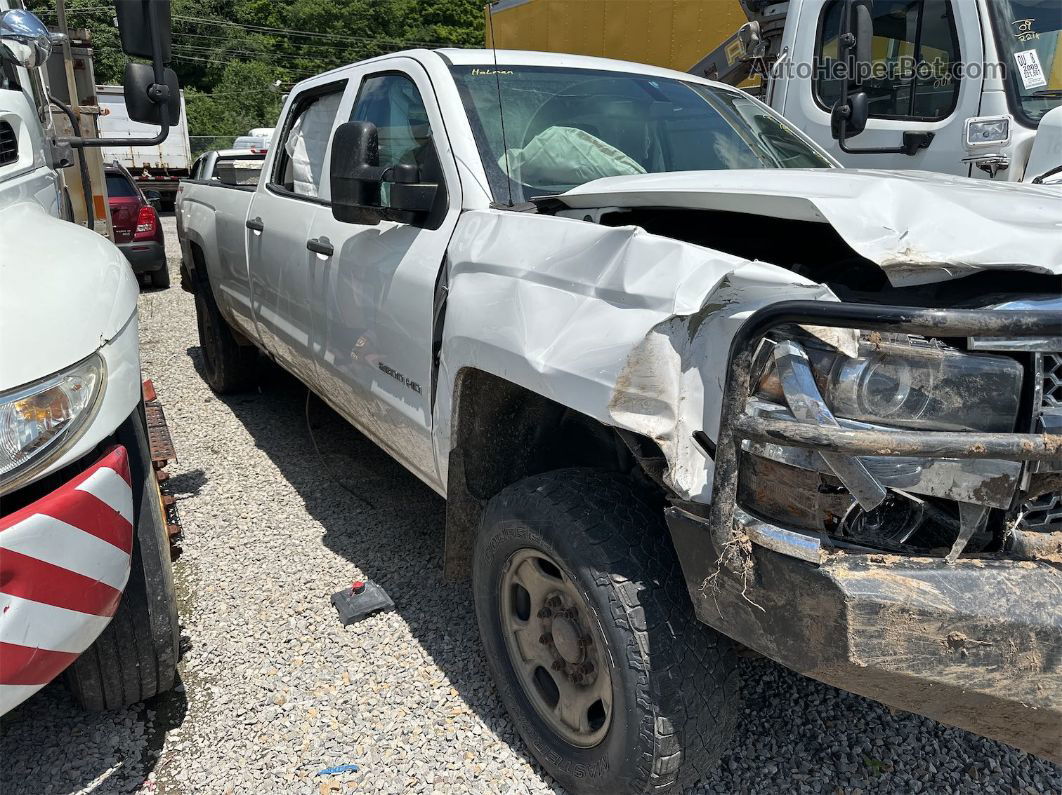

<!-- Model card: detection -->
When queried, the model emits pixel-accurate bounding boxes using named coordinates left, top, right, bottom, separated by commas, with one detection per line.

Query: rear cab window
left=216, top=154, right=265, bottom=187
left=270, top=82, right=346, bottom=201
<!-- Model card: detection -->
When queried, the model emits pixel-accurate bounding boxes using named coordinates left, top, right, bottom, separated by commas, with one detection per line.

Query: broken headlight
left=756, top=335, right=1022, bottom=432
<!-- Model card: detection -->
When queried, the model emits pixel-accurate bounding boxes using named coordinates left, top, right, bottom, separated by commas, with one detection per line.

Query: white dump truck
left=98, top=83, right=191, bottom=209
left=178, top=47, right=1061, bottom=793
left=0, top=0, right=181, bottom=715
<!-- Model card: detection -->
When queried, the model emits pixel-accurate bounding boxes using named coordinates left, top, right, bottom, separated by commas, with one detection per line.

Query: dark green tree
left=26, top=0, right=484, bottom=149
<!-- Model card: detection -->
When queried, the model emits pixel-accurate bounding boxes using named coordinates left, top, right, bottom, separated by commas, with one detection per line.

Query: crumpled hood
left=555, top=169, right=1062, bottom=286
left=0, top=201, right=139, bottom=389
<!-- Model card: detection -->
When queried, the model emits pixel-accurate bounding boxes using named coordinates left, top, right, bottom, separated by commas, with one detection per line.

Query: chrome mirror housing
left=1, top=9, right=53, bottom=69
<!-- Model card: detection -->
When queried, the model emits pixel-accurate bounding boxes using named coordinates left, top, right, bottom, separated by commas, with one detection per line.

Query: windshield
left=989, top=0, right=1062, bottom=125
left=450, top=65, right=833, bottom=203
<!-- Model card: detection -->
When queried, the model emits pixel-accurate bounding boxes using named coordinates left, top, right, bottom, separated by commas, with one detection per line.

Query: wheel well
left=185, top=241, right=253, bottom=347
left=183, top=240, right=209, bottom=292
left=443, top=368, right=668, bottom=579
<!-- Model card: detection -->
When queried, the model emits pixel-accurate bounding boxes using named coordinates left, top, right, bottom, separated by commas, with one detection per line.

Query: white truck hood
left=556, top=169, right=1062, bottom=287
left=0, top=202, right=139, bottom=389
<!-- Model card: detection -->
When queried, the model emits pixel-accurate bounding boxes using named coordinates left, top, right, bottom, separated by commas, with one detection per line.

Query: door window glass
left=349, top=73, right=442, bottom=207
left=272, top=85, right=344, bottom=198
left=816, top=0, right=961, bottom=120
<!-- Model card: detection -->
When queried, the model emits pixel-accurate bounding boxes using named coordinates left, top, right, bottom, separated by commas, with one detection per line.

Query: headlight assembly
left=0, top=354, right=105, bottom=491
left=756, top=335, right=1022, bottom=432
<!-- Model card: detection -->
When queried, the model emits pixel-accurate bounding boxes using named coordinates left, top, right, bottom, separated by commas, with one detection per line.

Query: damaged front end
left=667, top=299, right=1062, bottom=761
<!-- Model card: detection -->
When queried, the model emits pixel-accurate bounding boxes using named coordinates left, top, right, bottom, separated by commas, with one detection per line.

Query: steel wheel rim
left=500, top=548, right=613, bottom=748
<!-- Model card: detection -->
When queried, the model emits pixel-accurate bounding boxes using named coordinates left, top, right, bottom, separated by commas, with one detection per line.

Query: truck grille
left=1018, top=352, right=1062, bottom=533
left=1021, top=492, right=1062, bottom=532
left=1042, top=353, right=1062, bottom=408
left=0, top=121, right=17, bottom=166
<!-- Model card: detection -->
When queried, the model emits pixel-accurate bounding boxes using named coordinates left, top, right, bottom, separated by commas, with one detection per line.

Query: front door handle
left=245, top=217, right=264, bottom=232
left=306, top=238, right=333, bottom=257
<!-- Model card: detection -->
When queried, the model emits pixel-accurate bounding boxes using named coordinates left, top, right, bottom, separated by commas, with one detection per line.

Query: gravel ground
left=1, top=214, right=1060, bottom=795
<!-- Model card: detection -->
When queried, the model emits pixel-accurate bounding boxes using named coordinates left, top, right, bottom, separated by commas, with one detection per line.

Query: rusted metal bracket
left=143, top=379, right=182, bottom=553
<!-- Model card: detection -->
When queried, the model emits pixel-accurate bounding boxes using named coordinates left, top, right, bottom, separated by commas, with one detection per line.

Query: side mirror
left=115, top=0, right=171, bottom=62
left=144, top=189, right=162, bottom=209
left=831, top=91, right=868, bottom=140
left=389, top=163, right=439, bottom=220
left=849, top=0, right=873, bottom=88
left=0, top=8, right=52, bottom=68
left=124, top=61, right=180, bottom=125
left=74, top=0, right=177, bottom=148
left=330, top=121, right=439, bottom=226
left=331, top=120, right=386, bottom=225
left=832, top=0, right=872, bottom=144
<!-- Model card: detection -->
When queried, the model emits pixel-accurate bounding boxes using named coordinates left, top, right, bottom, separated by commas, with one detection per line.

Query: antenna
left=486, top=1, right=514, bottom=207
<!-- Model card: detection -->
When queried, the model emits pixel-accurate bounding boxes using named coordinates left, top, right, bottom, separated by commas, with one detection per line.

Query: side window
left=271, top=83, right=345, bottom=199
left=815, top=0, right=961, bottom=121
left=348, top=73, right=444, bottom=209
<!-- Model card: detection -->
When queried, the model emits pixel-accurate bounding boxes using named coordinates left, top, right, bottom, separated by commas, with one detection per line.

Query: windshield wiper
left=1031, top=89, right=1062, bottom=97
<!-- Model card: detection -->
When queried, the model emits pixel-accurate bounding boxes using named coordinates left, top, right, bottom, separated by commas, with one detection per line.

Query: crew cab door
left=782, top=0, right=984, bottom=175
left=247, top=80, right=346, bottom=385
left=305, top=60, right=461, bottom=489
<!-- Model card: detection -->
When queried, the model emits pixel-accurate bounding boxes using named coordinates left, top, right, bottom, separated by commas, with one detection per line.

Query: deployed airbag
left=285, top=92, right=342, bottom=197
left=499, top=126, right=646, bottom=187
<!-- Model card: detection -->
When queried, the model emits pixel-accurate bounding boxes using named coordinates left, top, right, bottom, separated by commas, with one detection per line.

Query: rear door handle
left=306, top=238, right=333, bottom=257
left=245, top=217, right=264, bottom=232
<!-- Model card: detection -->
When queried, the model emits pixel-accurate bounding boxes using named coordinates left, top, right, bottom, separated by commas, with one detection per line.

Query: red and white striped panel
left=0, top=445, right=134, bottom=715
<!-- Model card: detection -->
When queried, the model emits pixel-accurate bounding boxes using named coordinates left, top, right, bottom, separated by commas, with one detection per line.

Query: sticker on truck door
left=1013, top=49, right=1047, bottom=90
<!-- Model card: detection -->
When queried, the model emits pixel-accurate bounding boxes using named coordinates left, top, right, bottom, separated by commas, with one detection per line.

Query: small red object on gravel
left=351, top=581, right=365, bottom=594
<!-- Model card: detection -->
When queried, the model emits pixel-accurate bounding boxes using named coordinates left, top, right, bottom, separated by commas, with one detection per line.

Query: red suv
left=105, top=164, right=168, bottom=288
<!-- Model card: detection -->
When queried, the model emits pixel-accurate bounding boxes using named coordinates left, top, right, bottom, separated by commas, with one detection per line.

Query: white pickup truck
left=178, top=48, right=1062, bottom=793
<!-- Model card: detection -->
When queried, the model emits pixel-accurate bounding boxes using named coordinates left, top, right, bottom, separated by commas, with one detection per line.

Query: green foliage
left=27, top=0, right=484, bottom=146
left=184, top=60, right=284, bottom=152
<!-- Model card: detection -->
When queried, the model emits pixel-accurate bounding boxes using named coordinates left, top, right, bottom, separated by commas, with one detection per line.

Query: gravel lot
left=2, top=214, right=1060, bottom=794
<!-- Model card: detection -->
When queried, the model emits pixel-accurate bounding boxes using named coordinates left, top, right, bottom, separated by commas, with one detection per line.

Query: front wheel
left=473, top=468, right=740, bottom=794
left=65, top=411, right=179, bottom=710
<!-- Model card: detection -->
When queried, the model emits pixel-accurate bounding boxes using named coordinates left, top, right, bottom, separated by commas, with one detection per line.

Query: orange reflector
left=93, top=194, right=107, bottom=219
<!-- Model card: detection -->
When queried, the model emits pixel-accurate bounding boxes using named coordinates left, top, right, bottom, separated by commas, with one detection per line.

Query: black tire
left=150, top=262, right=171, bottom=289
left=66, top=411, right=179, bottom=710
left=194, top=280, right=257, bottom=393
left=474, top=468, right=740, bottom=795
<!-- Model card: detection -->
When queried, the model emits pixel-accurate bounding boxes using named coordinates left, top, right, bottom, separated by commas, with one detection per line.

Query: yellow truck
left=487, top=0, right=1062, bottom=183
left=486, top=0, right=751, bottom=75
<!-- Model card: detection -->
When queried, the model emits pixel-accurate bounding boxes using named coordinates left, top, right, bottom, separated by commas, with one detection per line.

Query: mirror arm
left=68, top=0, right=171, bottom=149
left=66, top=111, right=169, bottom=148
left=838, top=115, right=935, bottom=156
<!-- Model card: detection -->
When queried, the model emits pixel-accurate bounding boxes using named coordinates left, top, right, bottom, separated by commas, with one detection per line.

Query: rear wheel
left=473, top=468, right=740, bottom=794
left=150, top=263, right=171, bottom=289
left=65, top=412, right=179, bottom=710
left=194, top=281, right=257, bottom=393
